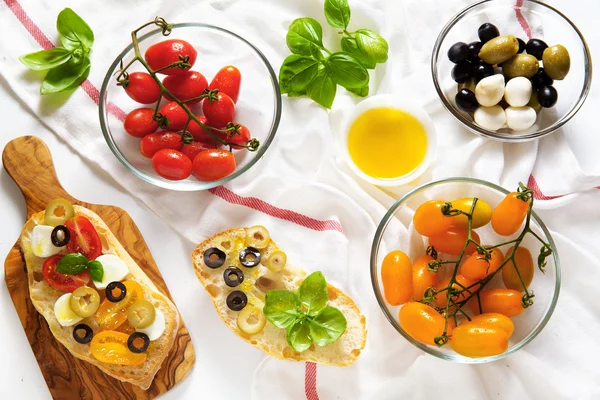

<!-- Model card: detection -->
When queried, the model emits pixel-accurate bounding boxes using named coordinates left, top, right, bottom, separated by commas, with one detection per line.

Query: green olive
left=479, top=35, right=520, bottom=65
left=543, top=44, right=570, bottom=80
left=266, top=250, right=287, bottom=272
left=44, top=198, right=75, bottom=227
left=502, top=54, right=539, bottom=79
left=527, top=90, right=542, bottom=112
left=236, top=305, right=266, bottom=335
left=127, top=299, right=156, bottom=329
left=70, top=286, right=100, bottom=318
left=245, top=225, right=270, bottom=249
left=458, top=79, right=476, bottom=93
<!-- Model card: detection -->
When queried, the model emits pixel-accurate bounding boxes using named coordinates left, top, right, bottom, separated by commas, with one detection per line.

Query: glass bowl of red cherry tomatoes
left=99, top=20, right=281, bottom=190
left=371, top=177, right=560, bottom=363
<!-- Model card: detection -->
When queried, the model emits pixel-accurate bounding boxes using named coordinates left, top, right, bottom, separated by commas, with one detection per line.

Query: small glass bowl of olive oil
left=342, top=95, right=437, bottom=186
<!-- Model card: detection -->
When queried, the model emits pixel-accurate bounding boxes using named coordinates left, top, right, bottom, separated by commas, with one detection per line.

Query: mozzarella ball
left=504, top=77, right=532, bottom=107
left=474, top=105, right=506, bottom=130
left=475, top=74, right=505, bottom=107
left=505, top=106, right=537, bottom=131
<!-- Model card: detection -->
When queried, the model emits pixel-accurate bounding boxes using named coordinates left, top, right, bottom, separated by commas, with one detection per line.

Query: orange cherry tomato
left=428, top=227, right=481, bottom=256
left=434, top=274, right=477, bottom=308
left=96, top=281, right=144, bottom=331
left=461, top=247, right=504, bottom=281
left=450, top=324, right=508, bottom=357
left=478, top=288, right=525, bottom=317
left=90, top=331, right=147, bottom=366
left=381, top=250, right=413, bottom=306
left=502, top=246, right=534, bottom=291
left=461, top=313, right=514, bottom=338
left=491, top=192, right=529, bottom=236
left=413, top=200, right=453, bottom=237
left=412, top=255, right=438, bottom=301
left=399, top=302, right=450, bottom=345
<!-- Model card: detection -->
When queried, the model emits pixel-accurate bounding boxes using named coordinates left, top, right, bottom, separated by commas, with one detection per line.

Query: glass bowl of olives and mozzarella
left=432, top=0, right=592, bottom=141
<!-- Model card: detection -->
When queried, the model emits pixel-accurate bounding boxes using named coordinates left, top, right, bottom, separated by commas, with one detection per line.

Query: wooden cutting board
left=2, top=136, right=195, bottom=399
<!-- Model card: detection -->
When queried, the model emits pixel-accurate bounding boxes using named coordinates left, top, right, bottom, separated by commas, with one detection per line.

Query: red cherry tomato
left=187, top=116, right=213, bottom=143
left=159, top=101, right=189, bottom=131
left=152, top=149, right=192, bottom=180
left=181, top=142, right=213, bottom=161
left=124, top=72, right=161, bottom=104
left=140, top=132, right=183, bottom=158
left=202, top=93, right=236, bottom=128
left=144, top=39, right=197, bottom=76
left=209, top=65, right=241, bottom=103
left=65, top=216, right=102, bottom=260
left=124, top=108, right=158, bottom=138
left=163, top=71, right=208, bottom=104
left=224, top=124, right=251, bottom=150
left=192, top=149, right=236, bottom=181
left=42, top=254, right=91, bottom=292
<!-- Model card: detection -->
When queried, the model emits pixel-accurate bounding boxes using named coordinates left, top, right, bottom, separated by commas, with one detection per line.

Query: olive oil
left=347, top=107, right=427, bottom=179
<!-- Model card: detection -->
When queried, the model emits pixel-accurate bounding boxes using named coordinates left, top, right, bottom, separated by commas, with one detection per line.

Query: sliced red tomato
left=42, top=254, right=90, bottom=292
left=66, top=216, right=102, bottom=260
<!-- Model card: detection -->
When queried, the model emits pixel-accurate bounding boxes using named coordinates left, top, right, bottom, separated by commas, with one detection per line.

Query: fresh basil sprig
left=57, top=253, right=104, bottom=282
left=19, top=8, right=93, bottom=95
left=263, top=271, right=347, bottom=352
left=279, top=0, right=388, bottom=108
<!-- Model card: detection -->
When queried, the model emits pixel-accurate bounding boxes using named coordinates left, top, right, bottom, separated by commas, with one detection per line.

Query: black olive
left=226, top=290, right=248, bottom=311
left=239, top=247, right=261, bottom=268
left=73, top=324, right=93, bottom=344
left=223, top=266, right=244, bottom=287
left=455, top=89, right=478, bottom=112
left=478, top=23, right=500, bottom=44
left=448, top=42, right=470, bottom=64
left=517, top=38, right=527, bottom=54
left=204, top=247, right=226, bottom=269
left=467, top=41, right=482, bottom=62
left=106, top=281, right=127, bottom=302
left=531, top=68, right=553, bottom=88
left=451, top=61, right=473, bottom=83
left=538, top=86, right=558, bottom=108
left=473, top=62, right=494, bottom=82
left=526, top=38, right=548, bottom=60
left=127, top=332, right=150, bottom=353
left=51, top=225, right=70, bottom=247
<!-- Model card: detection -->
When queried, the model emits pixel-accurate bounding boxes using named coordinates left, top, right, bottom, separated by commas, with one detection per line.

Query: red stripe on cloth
left=305, top=362, right=320, bottom=400
left=514, top=0, right=532, bottom=40
left=527, top=175, right=565, bottom=201
left=4, top=0, right=54, bottom=49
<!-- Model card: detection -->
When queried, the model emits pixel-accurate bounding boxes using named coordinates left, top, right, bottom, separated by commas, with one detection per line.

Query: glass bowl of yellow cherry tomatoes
left=370, top=177, right=560, bottom=363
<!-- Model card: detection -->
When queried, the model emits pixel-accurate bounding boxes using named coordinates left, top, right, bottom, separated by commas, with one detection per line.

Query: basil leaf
left=279, top=54, right=321, bottom=95
left=56, top=253, right=89, bottom=275
left=263, top=290, right=302, bottom=329
left=87, top=260, right=104, bottom=282
left=286, top=18, right=324, bottom=57
left=308, top=306, right=347, bottom=346
left=325, top=52, right=369, bottom=89
left=341, top=37, right=376, bottom=69
left=57, top=8, right=94, bottom=51
left=298, top=271, right=328, bottom=316
left=40, top=57, right=90, bottom=95
left=324, top=0, right=351, bottom=29
left=286, top=320, right=313, bottom=353
left=19, top=48, right=72, bottom=71
left=355, top=29, right=389, bottom=63
left=306, top=67, right=336, bottom=109
left=348, top=85, right=369, bottom=97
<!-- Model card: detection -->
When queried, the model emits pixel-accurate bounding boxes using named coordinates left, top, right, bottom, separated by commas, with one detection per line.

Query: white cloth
left=1, top=0, right=600, bottom=399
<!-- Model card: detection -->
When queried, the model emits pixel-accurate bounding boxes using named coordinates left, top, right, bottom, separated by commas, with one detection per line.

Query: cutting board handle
left=2, top=136, right=74, bottom=218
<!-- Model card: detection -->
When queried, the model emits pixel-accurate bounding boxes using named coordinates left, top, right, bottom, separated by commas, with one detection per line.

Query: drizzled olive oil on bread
left=347, top=107, right=427, bottom=180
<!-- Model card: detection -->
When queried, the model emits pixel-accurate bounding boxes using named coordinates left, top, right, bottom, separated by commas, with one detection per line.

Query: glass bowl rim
left=370, top=176, right=561, bottom=363
left=98, top=22, right=282, bottom=191
left=431, top=0, right=593, bottom=142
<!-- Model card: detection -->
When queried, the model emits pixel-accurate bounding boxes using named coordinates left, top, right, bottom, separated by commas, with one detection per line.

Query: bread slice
left=20, top=206, right=180, bottom=390
left=191, top=228, right=366, bottom=367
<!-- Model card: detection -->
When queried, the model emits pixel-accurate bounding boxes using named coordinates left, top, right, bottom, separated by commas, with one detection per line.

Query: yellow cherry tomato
left=96, top=281, right=144, bottom=331
left=477, top=288, right=525, bottom=317
left=428, top=227, right=481, bottom=256
left=460, top=313, right=514, bottom=338
left=491, top=192, right=529, bottom=236
left=381, top=250, right=413, bottom=306
left=461, top=247, right=504, bottom=281
left=412, top=255, right=438, bottom=301
left=434, top=274, right=477, bottom=308
left=90, top=331, right=147, bottom=365
left=502, top=246, right=534, bottom=291
left=399, top=302, right=450, bottom=345
left=450, top=324, right=508, bottom=357
left=450, top=198, right=493, bottom=229
left=413, top=200, right=453, bottom=237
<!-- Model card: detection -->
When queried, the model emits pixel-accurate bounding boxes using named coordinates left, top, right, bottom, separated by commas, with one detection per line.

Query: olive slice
left=51, top=225, right=71, bottom=247
left=70, top=286, right=101, bottom=318
left=127, top=300, right=156, bottom=329
left=106, top=281, right=127, bottom=303
left=245, top=225, right=270, bottom=249
left=236, top=305, right=266, bottom=335
left=226, top=291, right=248, bottom=311
left=204, top=247, right=226, bottom=269
left=127, top=332, right=150, bottom=353
left=73, top=323, right=94, bottom=344
left=239, top=247, right=261, bottom=268
left=44, top=198, right=75, bottom=227
left=223, top=267, right=244, bottom=287
left=266, top=250, right=287, bottom=272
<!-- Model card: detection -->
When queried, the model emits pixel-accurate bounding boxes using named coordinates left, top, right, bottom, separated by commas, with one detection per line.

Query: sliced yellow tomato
left=96, top=281, right=144, bottom=330
left=90, top=330, right=147, bottom=366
